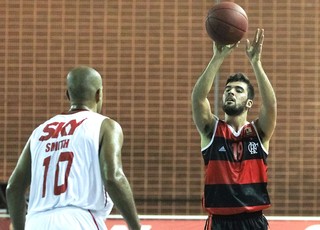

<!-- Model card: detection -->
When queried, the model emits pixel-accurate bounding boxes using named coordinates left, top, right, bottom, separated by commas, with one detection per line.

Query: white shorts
left=26, top=207, right=108, bottom=230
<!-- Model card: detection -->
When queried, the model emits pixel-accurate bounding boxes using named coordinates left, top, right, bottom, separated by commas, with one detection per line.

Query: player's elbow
left=6, top=183, right=13, bottom=198
left=6, top=181, right=23, bottom=202
left=105, top=170, right=126, bottom=186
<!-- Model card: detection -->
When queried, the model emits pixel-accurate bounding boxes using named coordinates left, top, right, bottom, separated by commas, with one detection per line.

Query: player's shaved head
left=66, top=66, right=102, bottom=103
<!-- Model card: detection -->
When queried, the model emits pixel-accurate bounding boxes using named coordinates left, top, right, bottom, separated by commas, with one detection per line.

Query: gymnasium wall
left=0, top=0, right=319, bottom=216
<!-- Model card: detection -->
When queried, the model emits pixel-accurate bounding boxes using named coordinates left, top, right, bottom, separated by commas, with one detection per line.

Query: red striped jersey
left=201, top=120, right=271, bottom=215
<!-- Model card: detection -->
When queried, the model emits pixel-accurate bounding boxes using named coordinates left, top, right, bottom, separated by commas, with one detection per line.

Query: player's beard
left=222, top=100, right=247, bottom=116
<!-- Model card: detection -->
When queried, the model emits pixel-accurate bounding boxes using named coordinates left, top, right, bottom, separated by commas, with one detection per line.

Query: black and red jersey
left=201, top=120, right=271, bottom=215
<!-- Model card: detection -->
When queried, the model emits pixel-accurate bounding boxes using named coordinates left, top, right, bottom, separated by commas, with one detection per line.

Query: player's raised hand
left=246, top=28, right=264, bottom=63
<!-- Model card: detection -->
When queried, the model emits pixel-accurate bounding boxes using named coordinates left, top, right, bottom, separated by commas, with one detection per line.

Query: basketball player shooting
left=191, top=28, right=277, bottom=230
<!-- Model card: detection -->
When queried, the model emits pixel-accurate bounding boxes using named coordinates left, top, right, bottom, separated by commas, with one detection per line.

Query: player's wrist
left=250, top=59, right=262, bottom=67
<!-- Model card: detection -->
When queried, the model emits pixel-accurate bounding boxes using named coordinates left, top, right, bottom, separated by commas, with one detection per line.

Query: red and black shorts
left=204, top=211, right=269, bottom=230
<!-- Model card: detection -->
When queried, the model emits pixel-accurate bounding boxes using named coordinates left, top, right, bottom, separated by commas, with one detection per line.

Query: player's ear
left=66, top=90, right=70, bottom=101
left=246, top=99, right=253, bottom=109
left=95, top=88, right=103, bottom=102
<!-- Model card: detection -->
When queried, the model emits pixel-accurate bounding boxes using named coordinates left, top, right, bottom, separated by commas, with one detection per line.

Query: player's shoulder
left=99, top=117, right=123, bottom=143
left=32, top=114, right=60, bottom=132
left=101, top=117, right=122, bottom=131
left=101, top=117, right=122, bottom=133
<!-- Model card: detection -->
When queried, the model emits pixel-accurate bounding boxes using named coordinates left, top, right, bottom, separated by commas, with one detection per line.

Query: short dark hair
left=226, top=72, right=255, bottom=100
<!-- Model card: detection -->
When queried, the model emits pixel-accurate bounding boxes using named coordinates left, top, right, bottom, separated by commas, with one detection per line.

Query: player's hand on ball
left=213, top=41, right=239, bottom=58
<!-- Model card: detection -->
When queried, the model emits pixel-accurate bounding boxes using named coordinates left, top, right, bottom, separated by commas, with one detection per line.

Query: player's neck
left=224, top=113, right=248, bottom=132
left=69, top=104, right=92, bottom=112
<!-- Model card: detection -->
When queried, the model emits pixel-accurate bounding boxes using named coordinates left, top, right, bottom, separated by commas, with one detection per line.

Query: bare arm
left=246, top=28, right=277, bottom=149
left=6, top=139, right=31, bottom=230
left=191, top=43, right=237, bottom=144
left=99, top=119, right=141, bottom=230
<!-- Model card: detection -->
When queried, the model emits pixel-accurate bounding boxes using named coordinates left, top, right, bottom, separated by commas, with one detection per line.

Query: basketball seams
left=206, top=16, right=248, bottom=33
left=208, top=7, right=248, bottom=20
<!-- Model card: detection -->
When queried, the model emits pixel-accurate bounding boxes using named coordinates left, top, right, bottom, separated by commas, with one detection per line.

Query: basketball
left=205, top=2, right=248, bottom=45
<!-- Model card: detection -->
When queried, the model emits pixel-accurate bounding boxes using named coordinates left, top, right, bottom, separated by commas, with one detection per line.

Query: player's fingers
left=246, top=39, right=250, bottom=49
left=259, top=30, right=265, bottom=45
left=254, top=28, right=260, bottom=43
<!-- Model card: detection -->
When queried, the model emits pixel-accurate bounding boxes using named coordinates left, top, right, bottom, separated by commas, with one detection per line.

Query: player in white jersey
left=6, top=66, right=141, bottom=230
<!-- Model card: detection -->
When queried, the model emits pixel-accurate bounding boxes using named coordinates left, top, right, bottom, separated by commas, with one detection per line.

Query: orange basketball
left=205, top=2, right=248, bottom=45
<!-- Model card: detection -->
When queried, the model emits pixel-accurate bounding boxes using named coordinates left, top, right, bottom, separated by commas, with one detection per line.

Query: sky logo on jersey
left=39, top=118, right=87, bottom=141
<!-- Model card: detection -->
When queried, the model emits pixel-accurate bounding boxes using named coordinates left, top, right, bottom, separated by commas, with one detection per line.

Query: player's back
left=27, top=110, right=113, bottom=217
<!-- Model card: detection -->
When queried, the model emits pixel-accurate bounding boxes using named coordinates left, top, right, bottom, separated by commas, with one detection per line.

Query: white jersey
left=27, top=110, right=113, bottom=222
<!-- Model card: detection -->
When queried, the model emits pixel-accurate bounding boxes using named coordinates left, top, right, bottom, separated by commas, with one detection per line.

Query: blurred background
left=0, top=0, right=319, bottom=217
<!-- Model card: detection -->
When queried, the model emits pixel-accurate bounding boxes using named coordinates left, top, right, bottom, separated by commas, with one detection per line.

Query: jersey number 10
left=42, top=151, right=74, bottom=197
